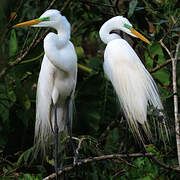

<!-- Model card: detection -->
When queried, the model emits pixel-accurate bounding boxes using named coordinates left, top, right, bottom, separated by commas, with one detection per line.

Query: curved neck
left=55, top=17, right=71, bottom=48
left=99, top=19, right=121, bottom=44
left=56, top=27, right=70, bottom=48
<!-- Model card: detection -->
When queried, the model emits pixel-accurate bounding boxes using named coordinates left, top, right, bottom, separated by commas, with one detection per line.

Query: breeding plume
left=99, top=16, right=168, bottom=142
left=14, top=9, right=77, bottom=178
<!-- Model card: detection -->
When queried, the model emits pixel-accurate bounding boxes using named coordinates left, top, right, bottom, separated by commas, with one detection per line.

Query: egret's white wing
left=34, top=55, right=55, bottom=156
left=104, top=39, right=163, bottom=140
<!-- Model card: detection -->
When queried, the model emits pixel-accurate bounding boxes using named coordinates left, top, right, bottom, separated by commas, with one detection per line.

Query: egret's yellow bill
left=130, top=29, right=150, bottom=44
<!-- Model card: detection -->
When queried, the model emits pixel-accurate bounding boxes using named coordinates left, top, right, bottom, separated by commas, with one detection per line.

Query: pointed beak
left=130, top=29, right=150, bottom=44
left=13, top=19, right=41, bottom=28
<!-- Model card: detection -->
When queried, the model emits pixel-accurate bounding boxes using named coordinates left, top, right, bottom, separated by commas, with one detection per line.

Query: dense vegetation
left=0, top=0, right=180, bottom=179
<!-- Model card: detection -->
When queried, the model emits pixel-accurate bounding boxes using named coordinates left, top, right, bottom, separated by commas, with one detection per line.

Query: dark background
left=0, top=0, right=180, bottom=179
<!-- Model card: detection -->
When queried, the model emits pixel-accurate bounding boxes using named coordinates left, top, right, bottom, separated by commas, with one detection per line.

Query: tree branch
left=151, top=156, right=180, bottom=173
left=159, top=38, right=180, bottom=166
left=43, top=153, right=153, bottom=180
left=149, top=58, right=180, bottom=73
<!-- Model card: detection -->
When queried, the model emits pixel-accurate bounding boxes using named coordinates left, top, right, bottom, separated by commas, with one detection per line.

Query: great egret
left=99, top=16, right=168, bottom=143
left=14, top=9, right=77, bottom=178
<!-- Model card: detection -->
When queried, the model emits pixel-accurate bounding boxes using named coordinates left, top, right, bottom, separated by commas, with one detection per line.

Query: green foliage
left=9, top=29, right=18, bottom=58
left=128, top=0, right=138, bottom=18
left=0, top=0, right=179, bottom=179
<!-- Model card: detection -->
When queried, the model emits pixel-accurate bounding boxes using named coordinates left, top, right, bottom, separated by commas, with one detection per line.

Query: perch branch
left=43, top=153, right=153, bottom=180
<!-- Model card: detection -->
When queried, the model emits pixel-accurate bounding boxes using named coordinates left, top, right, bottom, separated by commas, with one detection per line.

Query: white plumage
left=100, top=16, right=167, bottom=142
left=14, top=10, right=77, bottom=158
left=34, top=10, right=77, bottom=156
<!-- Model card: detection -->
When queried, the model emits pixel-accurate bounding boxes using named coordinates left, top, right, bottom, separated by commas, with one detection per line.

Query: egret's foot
left=141, top=148, right=147, bottom=159
left=73, top=148, right=80, bottom=165
left=54, top=166, right=59, bottom=180
left=73, top=154, right=78, bottom=166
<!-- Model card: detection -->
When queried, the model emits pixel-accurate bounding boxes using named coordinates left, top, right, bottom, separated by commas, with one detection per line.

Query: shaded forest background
left=0, top=0, right=180, bottom=179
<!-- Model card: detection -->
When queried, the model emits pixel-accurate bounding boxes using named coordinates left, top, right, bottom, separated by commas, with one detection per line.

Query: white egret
left=99, top=16, right=168, bottom=143
left=14, top=9, right=77, bottom=178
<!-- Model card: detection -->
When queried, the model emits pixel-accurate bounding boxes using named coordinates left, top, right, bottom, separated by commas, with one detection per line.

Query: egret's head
left=118, top=16, right=150, bottom=44
left=13, top=9, right=70, bottom=31
left=100, top=16, right=150, bottom=44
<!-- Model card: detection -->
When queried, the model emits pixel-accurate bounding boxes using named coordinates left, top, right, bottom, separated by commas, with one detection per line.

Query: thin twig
left=60, top=0, right=72, bottom=12
left=149, top=58, right=180, bottom=73
left=151, top=156, right=180, bottom=173
left=43, top=153, right=153, bottom=180
left=159, top=40, right=173, bottom=59
left=45, top=0, right=57, bottom=11
left=75, top=138, right=86, bottom=156
left=108, top=0, right=118, bottom=15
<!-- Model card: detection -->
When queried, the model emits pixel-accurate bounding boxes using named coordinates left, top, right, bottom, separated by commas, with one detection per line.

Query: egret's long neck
left=55, top=17, right=71, bottom=48
left=99, top=19, right=122, bottom=44
left=55, top=26, right=70, bottom=48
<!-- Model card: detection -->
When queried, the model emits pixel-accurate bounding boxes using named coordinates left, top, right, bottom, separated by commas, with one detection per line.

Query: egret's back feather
left=34, top=56, right=75, bottom=158
left=104, top=39, right=166, bottom=142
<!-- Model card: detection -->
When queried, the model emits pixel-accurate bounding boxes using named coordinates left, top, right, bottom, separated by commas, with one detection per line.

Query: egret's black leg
left=54, top=104, right=59, bottom=180
left=66, top=97, right=78, bottom=165
left=122, top=121, right=129, bottom=155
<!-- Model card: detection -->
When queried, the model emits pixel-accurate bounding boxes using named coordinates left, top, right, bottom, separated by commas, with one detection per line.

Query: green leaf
left=17, top=147, right=33, bottom=165
left=75, top=46, right=85, bottom=59
left=153, top=69, right=170, bottom=86
left=145, top=42, right=170, bottom=86
left=24, top=95, right=31, bottom=110
left=3, top=167, right=8, bottom=174
left=138, top=176, right=152, bottom=180
left=9, top=29, right=18, bottom=57
left=128, top=0, right=138, bottom=17
left=135, top=157, right=145, bottom=168
left=8, top=90, right=16, bottom=102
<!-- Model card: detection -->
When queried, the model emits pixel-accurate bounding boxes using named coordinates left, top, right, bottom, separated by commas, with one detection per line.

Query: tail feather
left=34, top=102, right=68, bottom=159
left=34, top=90, right=75, bottom=161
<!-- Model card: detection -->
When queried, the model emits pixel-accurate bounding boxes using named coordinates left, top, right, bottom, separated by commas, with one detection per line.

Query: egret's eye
left=38, top=17, right=50, bottom=21
left=124, top=23, right=133, bottom=29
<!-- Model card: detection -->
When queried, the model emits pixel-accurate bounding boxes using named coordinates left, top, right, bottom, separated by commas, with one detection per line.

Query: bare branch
left=159, top=37, right=180, bottom=166
left=60, top=0, right=71, bottom=12
left=159, top=39, right=173, bottom=59
left=43, top=153, right=153, bottom=180
left=108, top=0, right=118, bottom=15
left=151, top=156, right=180, bottom=173
left=45, top=0, right=57, bottom=11
left=175, top=39, right=180, bottom=61
left=149, top=59, right=180, bottom=73
left=75, top=137, right=86, bottom=156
